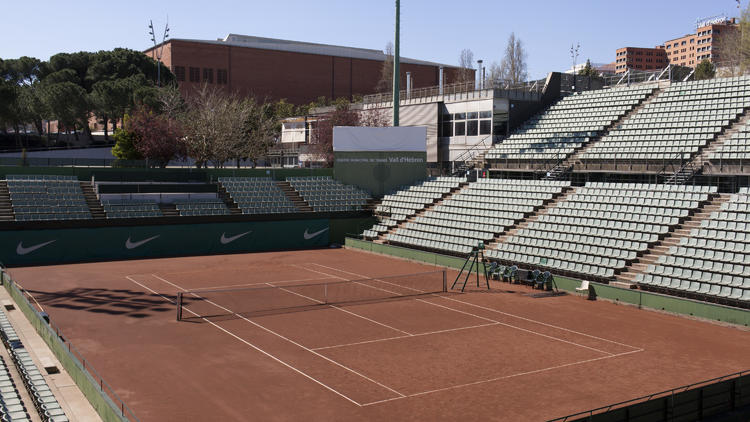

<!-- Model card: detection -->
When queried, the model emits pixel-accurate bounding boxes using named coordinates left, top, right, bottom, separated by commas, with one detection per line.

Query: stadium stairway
left=614, top=193, right=728, bottom=286
left=0, top=181, right=13, bottom=221
left=563, top=86, right=664, bottom=174
left=158, top=203, right=180, bottom=217
left=374, top=181, right=468, bottom=244
left=487, top=187, right=577, bottom=247
left=276, top=181, right=313, bottom=212
left=700, top=111, right=750, bottom=174
left=80, top=181, right=105, bottom=219
left=216, top=184, right=242, bottom=215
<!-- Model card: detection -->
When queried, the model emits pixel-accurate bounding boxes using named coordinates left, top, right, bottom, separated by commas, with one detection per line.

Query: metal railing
left=453, top=135, right=492, bottom=165
left=0, top=270, right=139, bottom=422
left=549, top=369, right=749, bottom=422
left=363, top=78, right=546, bottom=105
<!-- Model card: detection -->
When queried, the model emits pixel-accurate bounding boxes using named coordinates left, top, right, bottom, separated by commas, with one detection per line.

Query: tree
left=457, top=49, right=474, bottom=84
left=695, top=59, right=716, bottom=80
left=111, top=117, right=143, bottom=161
left=375, top=42, right=394, bottom=92
left=714, top=5, right=750, bottom=75
left=498, top=33, right=528, bottom=84
left=239, top=100, right=278, bottom=168
left=125, top=106, right=183, bottom=167
left=40, top=81, right=89, bottom=141
left=578, top=59, right=599, bottom=77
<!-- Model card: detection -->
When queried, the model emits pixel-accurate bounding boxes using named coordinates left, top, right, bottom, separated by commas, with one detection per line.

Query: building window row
left=173, top=66, right=228, bottom=85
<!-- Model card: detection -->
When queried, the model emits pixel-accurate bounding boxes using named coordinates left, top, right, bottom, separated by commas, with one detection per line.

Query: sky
left=2, top=0, right=747, bottom=80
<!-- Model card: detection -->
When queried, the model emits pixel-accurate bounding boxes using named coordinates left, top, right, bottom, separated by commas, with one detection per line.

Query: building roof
left=150, top=34, right=458, bottom=68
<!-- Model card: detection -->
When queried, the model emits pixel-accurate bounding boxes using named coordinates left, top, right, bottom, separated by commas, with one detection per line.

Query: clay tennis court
left=6, top=248, right=750, bottom=421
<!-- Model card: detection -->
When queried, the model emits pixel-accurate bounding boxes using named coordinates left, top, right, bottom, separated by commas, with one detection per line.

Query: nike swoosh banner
left=0, top=219, right=334, bottom=267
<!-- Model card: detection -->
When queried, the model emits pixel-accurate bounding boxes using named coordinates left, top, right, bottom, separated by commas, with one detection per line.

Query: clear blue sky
left=2, top=0, right=746, bottom=80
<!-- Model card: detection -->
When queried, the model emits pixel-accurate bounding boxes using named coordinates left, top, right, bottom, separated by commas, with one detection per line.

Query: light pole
left=570, top=42, right=580, bottom=90
left=477, top=59, right=483, bottom=89
left=148, top=19, right=170, bottom=87
left=393, top=0, right=400, bottom=127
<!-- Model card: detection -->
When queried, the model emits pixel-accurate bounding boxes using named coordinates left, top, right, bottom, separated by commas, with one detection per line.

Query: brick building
left=615, top=47, right=668, bottom=73
left=144, top=34, right=465, bottom=105
left=615, top=16, right=738, bottom=74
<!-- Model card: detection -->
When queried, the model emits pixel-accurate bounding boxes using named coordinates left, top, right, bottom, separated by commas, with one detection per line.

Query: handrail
left=548, top=369, right=750, bottom=421
left=453, top=135, right=492, bottom=164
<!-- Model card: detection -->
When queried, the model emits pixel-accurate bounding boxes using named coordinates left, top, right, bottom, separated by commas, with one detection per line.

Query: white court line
left=177, top=275, right=339, bottom=291
left=124, top=275, right=365, bottom=405
left=312, top=322, right=500, bottom=351
left=310, top=263, right=642, bottom=351
left=360, top=348, right=645, bottom=407
left=265, top=281, right=412, bottom=336
left=304, top=264, right=622, bottom=356
left=151, top=274, right=405, bottom=400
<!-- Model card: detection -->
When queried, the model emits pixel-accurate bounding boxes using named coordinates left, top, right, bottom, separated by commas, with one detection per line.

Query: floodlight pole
left=148, top=18, right=170, bottom=87
left=392, top=0, right=400, bottom=127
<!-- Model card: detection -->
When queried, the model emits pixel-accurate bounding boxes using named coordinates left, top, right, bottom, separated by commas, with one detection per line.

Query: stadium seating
left=385, top=179, right=569, bottom=255
left=366, top=177, right=466, bottom=239
left=6, top=175, right=91, bottom=221
left=486, top=183, right=713, bottom=280
left=485, top=84, right=656, bottom=168
left=581, top=76, right=750, bottom=169
left=219, top=177, right=298, bottom=214
left=635, top=187, right=750, bottom=306
left=287, top=176, right=370, bottom=212
left=102, top=199, right=162, bottom=219
left=709, top=117, right=750, bottom=166
left=0, top=310, right=68, bottom=421
left=174, top=198, right=231, bottom=216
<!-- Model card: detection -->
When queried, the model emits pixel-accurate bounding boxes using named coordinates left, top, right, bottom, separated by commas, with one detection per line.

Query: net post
left=442, top=270, right=447, bottom=292
left=176, top=292, right=182, bottom=321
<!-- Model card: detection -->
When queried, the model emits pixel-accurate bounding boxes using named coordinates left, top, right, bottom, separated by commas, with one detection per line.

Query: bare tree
left=498, top=32, right=528, bottom=84
left=375, top=42, right=394, bottom=92
left=457, top=49, right=474, bottom=84
left=714, top=7, right=750, bottom=76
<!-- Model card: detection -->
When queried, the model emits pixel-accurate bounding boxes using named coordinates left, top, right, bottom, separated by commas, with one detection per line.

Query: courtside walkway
left=0, top=287, right=101, bottom=421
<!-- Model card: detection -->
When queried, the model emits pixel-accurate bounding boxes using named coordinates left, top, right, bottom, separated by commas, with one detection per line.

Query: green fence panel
left=2, top=219, right=331, bottom=267
left=3, top=273, right=133, bottom=421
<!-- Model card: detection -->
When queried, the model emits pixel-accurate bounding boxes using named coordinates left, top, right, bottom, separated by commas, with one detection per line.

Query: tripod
left=451, top=244, right=491, bottom=292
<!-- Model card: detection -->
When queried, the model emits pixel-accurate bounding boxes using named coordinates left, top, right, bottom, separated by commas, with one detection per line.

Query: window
left=189, top=67, right=200, bottom=82
left=479, top=111, right=492, bottom=119
left=203, top=68, right=213, bottom=83
left=479, top=120, right=491, bottom=135
left=173, top=66, right=185, bottom=82
left=467, top=120, right=478, bottom=136
left=440, top=114, right=452, bottom=137
left=454, top=113, right=466, bottom=120
left=217, top=69, right=228, bottom=85
left=681, top=41, right=686, bottom=45
left=467, top=112, right=478, bottom=120
left=454, top=121, right=465, bottom=136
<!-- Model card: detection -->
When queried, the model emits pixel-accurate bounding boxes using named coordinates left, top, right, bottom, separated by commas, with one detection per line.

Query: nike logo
left=303, top=228, right=329, bottom=240
left=220, top=231, right=251, bottom=245
left=125, top=235, right=160, bottom=250
left=16, top=240, right=56, bottom=255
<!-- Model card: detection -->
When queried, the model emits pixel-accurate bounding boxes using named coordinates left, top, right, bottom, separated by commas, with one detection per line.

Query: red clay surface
left=7, top=248, right=750, bottom=421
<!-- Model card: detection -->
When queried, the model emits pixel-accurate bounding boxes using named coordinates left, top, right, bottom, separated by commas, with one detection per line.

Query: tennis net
left=176, top=270, right=447, bottom=321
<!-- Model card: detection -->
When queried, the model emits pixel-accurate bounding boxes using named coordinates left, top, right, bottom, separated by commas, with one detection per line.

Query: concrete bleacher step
left=216, top=185, right=242, bottom=214
left=488, top=187, right=576, bottom=248
left=614, top=193, right=730, bottom=285
left=0, top=181, right=14, bottom=221
left=376, top=181, right=468, bottom=244
left=701, top=111, right=750, bottom=174
left=276, top=181, right=313, bottom=212
left=80, top=182, right=106, bottom=219
left=158, top=203, right=179, bottom=217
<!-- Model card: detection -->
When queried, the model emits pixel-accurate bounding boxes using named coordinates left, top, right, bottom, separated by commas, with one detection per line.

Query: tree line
left=0, top=49, right=171, bottom=146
